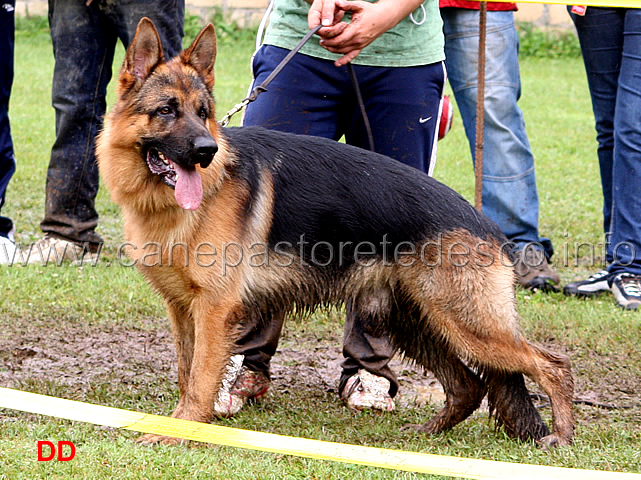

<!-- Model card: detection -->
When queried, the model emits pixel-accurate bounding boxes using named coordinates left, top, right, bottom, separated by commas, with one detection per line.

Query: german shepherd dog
left=96, top=19, right=574, bottom=447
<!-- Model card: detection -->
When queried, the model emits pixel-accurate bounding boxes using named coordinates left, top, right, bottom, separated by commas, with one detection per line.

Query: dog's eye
left=199, top=108, right=207, bottom=120
left=158, top=106, right=173, bottom=116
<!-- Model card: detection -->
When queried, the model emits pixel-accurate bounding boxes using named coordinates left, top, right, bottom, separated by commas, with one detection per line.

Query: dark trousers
left=570, top=7, right=641, bottom=275
left=43, top=0, right=184, bottom=244
left=0, top=0, right=15, bottom=239
left=243, top=45, right=445, bottom=174
left=240, top=45, right=446, bottom=397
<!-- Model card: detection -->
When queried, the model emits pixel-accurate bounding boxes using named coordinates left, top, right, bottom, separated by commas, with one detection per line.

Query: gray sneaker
left=513, top=245, right=560, bottom=292
left=23, top=235, right=98, bottom=265
left=610, top=273, right=641, bottom=310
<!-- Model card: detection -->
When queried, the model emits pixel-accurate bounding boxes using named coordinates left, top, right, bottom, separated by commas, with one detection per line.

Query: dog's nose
left=192, top=136, right=218, bottom=168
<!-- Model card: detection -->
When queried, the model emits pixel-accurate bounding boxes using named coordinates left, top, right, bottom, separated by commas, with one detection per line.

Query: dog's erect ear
left=181, top=24, right=217, bottom=88
left=121, top=17, right=164, bottom=89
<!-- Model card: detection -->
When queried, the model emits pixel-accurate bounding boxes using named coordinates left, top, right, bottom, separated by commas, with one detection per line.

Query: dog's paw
left=537, top=433, right=572, bottom=449
left=135, top=433, right=188, bottom=446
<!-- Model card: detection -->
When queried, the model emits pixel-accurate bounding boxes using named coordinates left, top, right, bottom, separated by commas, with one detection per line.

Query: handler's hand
left=308, top=0, right=347, bottom=28
left=308, top=0, right=416, bottom=67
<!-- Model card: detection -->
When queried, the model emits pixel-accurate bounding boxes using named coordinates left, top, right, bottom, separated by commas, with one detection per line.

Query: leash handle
left=220, top=25, right=323, bottom=127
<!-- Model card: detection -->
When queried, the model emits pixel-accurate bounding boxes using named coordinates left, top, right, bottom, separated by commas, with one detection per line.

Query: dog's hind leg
left=426, top=309, right=574, bottom=447
left=485, top=370, right=550, bottom=442
left=429, top=311, right=573, bottom=446
left=402, top=332, right=487, bottom=435
left=399, top=256, right=574, bottom=446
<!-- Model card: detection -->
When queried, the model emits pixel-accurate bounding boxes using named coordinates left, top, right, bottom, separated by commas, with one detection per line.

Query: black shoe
left=563, top=269, right=611, bottom=297
left=610, top=273, right=641, bottom=310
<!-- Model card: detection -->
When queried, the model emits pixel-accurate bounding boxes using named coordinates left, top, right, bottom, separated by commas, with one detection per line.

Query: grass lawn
left=1, top=19, right=640, bottom=479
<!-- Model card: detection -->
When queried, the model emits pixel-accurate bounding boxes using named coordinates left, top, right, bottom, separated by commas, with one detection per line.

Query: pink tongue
left=171, top=161, right=203, bottom=210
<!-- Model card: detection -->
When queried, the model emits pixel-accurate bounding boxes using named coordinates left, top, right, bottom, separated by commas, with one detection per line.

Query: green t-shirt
left=262, top=0, right=445, bottom=67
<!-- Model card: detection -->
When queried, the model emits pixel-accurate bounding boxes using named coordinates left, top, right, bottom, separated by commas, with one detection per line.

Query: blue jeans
left=441, top=9, right=551, bottom=257
left=0, top=0, right=15, bottom=239
left=570, top=7, right=641, bottom=276
left=43, top=0, right=184, bottom=245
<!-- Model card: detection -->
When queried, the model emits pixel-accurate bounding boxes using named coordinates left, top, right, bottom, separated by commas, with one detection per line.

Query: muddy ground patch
left=1, top=315, right=639, bottom=424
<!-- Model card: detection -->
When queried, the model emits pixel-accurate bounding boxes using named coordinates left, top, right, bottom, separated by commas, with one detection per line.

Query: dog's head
left=98, top=18, right=224, bottom=211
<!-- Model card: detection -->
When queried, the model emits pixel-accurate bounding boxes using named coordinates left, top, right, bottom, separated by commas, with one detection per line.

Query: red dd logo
left=37, top=441, right=76, bottom=461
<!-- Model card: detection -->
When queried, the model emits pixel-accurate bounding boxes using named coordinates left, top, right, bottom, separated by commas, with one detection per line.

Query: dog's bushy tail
left=486, top=370, right=550, bottom=442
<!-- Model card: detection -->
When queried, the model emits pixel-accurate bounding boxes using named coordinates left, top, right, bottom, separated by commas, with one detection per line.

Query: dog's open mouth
left=146, top=148, right=176, bottom=186
left=146, top=148, right=203, bottom=210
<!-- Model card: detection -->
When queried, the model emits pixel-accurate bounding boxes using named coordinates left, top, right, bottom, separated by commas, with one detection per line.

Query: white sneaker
left=0, top=235, right=17, bottom=265
left=610, top=273, right=641, bottom=310
left=22, top=235, right=97, bottom=265
left=341, top=369, right=395, bottom=412
left=212, top=355, right=273, bottom=418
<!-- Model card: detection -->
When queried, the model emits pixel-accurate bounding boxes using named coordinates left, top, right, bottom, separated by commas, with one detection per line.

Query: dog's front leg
left=172, top=296, right=238, bottom=422
left=137, top=297, right=237, bottom=446
left=168, top=301, right=196, bottom=407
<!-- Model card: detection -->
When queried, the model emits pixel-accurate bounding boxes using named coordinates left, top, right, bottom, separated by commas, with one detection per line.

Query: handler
left=214, top=0, right=446, bottom=416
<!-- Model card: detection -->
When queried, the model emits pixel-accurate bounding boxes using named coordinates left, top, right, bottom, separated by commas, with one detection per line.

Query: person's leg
left=107, top=0, right=184, bottom=57
left=442, top=9, right=541, bottom=250
left=565, top=8, right=624, bottom=297
left=42, top=1, right=118, bottom=246
left=442, top=8, right=559, bottom=290
left=232, top=311, right=285, bottom=375
left=603, top=9, right=641, bottom=276
left=339, top=299, right=398, bottom=407
left=233, top=45, right=345, bottom=381
left=607, top=9, right=641, bottom=309
left=569, top=7, right=623, bottom=256
left=0, top=0, right=16, bottom=240
left=338, top=61, right=445, bottom=400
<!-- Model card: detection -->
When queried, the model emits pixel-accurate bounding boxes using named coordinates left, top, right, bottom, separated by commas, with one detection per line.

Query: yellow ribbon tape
left=1, top=387, right=640, bottom=479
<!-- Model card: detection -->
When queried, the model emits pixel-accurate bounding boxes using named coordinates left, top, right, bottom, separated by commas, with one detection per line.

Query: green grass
left=1, top=17, right=640, bottom=479
left=516, top=22, right=582, bottom=59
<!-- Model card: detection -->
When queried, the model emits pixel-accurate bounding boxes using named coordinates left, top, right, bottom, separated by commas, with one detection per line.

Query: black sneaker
left=563, top=269, right=611, bottom=297
left=610, top=273, right=641, bottom=310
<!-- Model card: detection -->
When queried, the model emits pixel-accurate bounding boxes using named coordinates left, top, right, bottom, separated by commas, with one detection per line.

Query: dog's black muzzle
left=191, top=135, right=218, bottom=168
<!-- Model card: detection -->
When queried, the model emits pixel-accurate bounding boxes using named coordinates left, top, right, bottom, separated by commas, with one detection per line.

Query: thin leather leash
left=347, top=63, right=375, bottom=152
left=219, top=25, right=322, bottom=127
